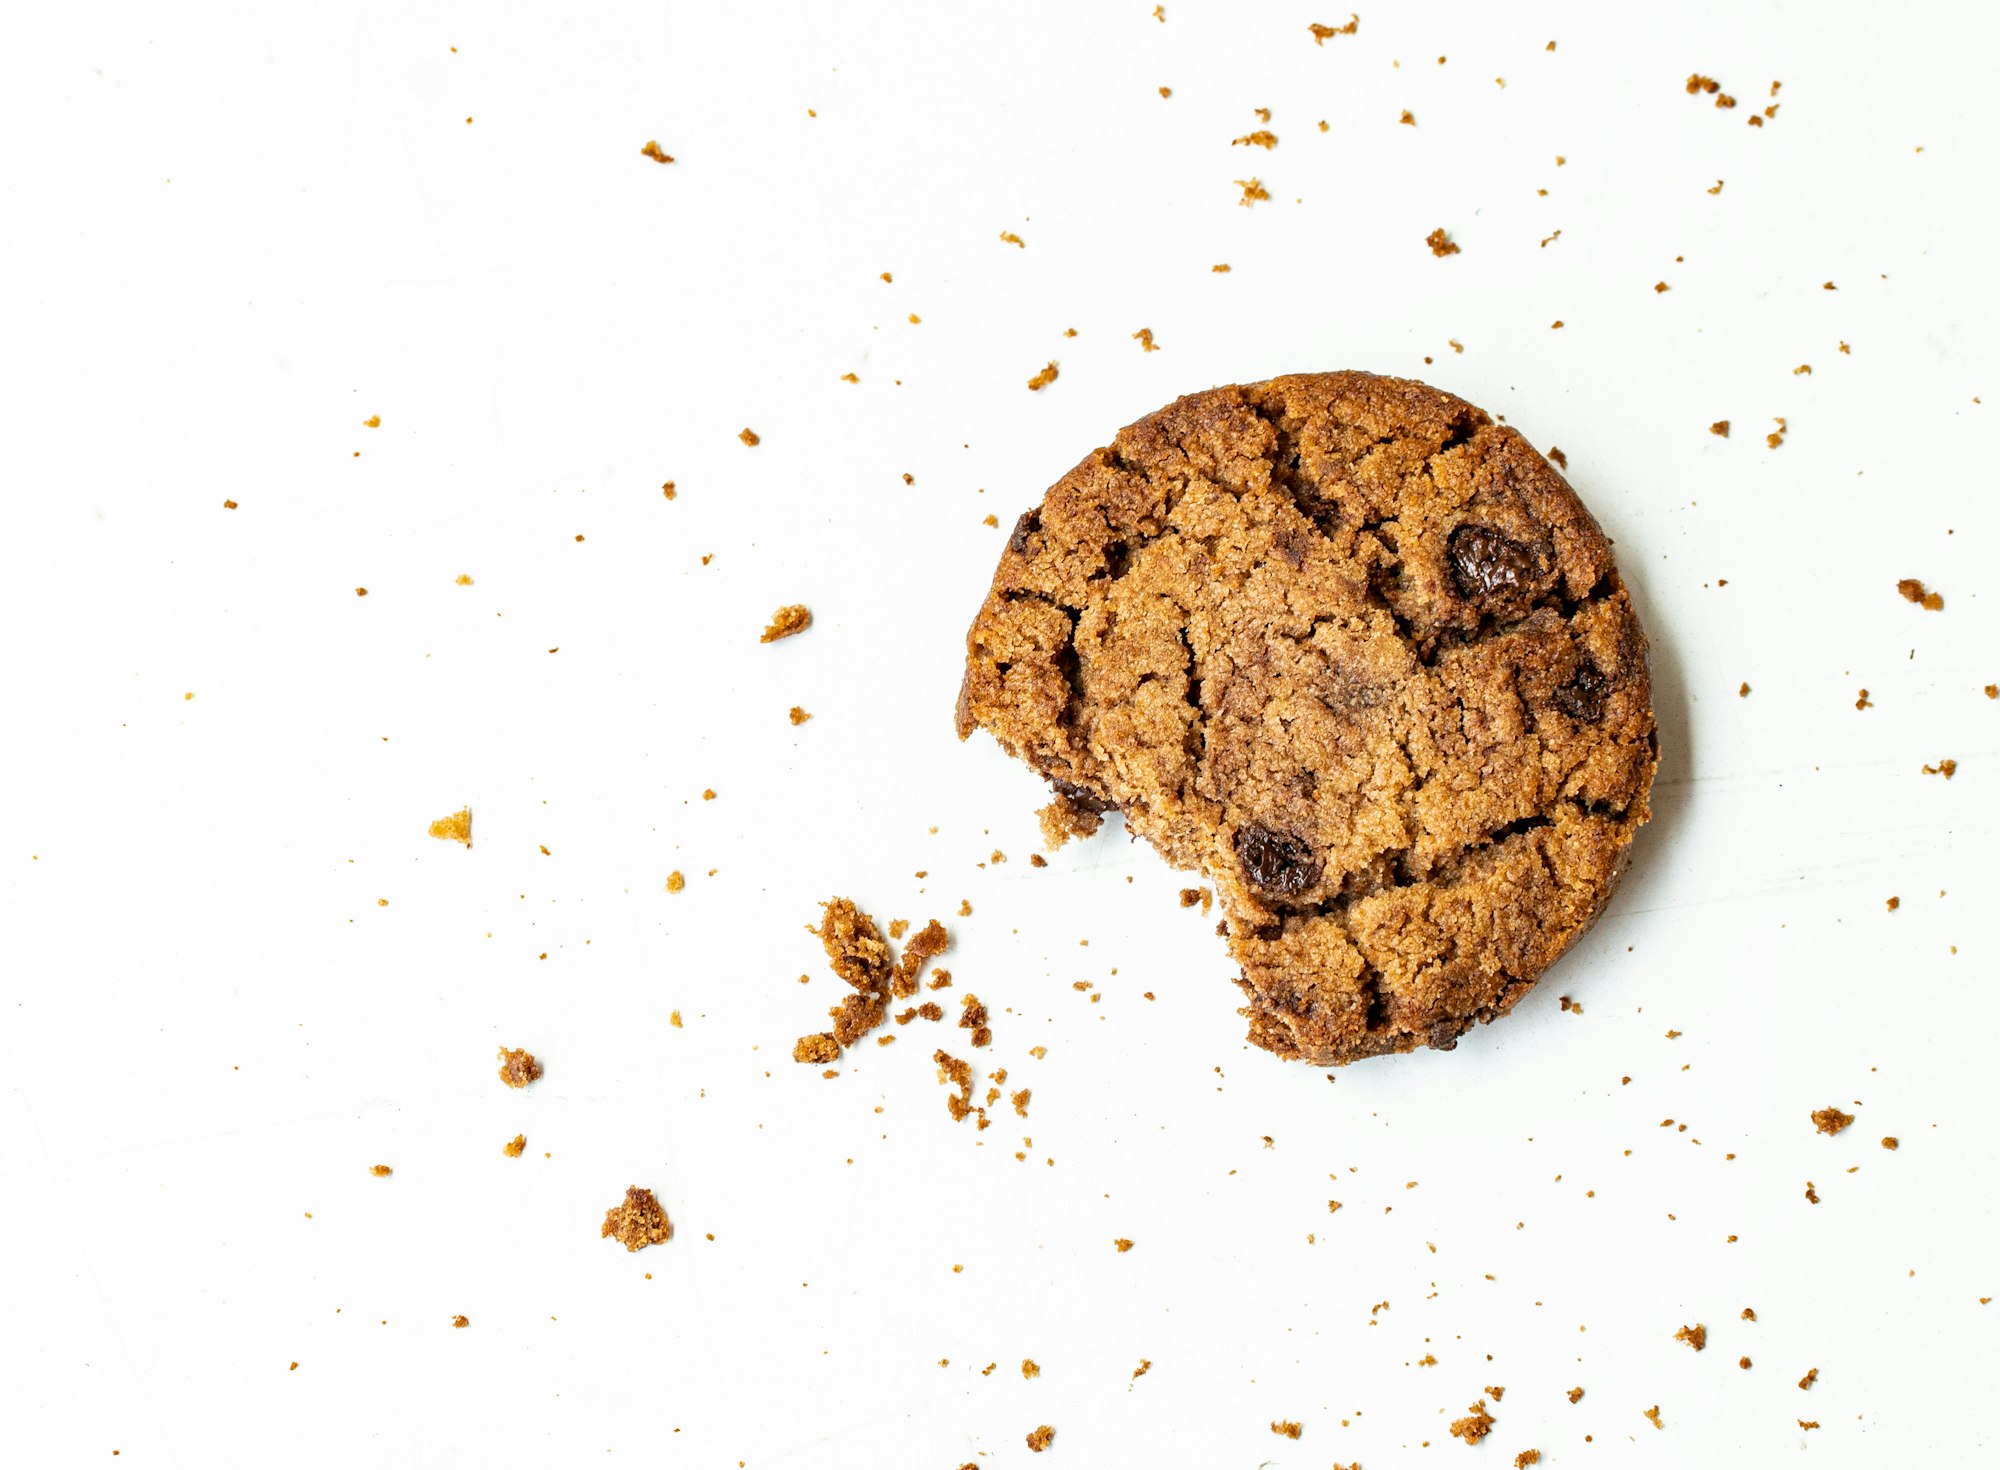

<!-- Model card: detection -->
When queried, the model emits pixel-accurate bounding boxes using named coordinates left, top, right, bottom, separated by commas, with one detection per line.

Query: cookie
left=955, top=372, right=1656, bottom=1064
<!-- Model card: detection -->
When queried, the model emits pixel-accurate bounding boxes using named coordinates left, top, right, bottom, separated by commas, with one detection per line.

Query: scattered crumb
left=451, top=1314, right=470, bottom=1329
left=1132, top=327, right=1159, bottom=352
left=428, top=807, right=472, bottom=846
left=1548, top=446, right=1568, bottom=469
left=1309, top=16, right=1358, bottom=44
left=1897, top=578, right=1944, bottom=610
left=1514, top=1453, right=1541, bottom=1469
left=1710, top=420, right=1730, bottom=437
left=666, top=871, right=685, bottom=893
left=639, top=140, right=674, bottom=164
left=1568, top=1387, right=1584, bottom=1404
left=1400, top=110, right=1416, bottom=126
left=959, top=994, right=992, bottom=1048
left=1740, top=1356, right=1752, bottom=1369
left=1799, top=1420, right=1820, bottom=1431
left=789, top=706, right=812, bottom=726
left=1271, top=1421, right=1303, bottom=1440
left=1022, top=1358, right=1040, bottom=1379
left=1027, top=361, right=1060, bottom=392
left=1026, top=1426, right=1054, bottom=1453
left=1038, top=791, right=1106, bottom=848
left=599, top=1185, right=673, bottom=1251
left=362, top=415, right=381, bottom=428
left=1767, top=417, right=1787, bottom=449
left=504, top=1134, right=526, bottom=1157
left=935, top=1049, right=975, bottom=1121
left=1642, top=1405, right=1663, bottom=1430
left=497, top=1047, right=542, bottom=1089
left=1114, top=1238, right=1134, bottom=1253
left=1450, top=1401, right=1495, bottom=1444
left=1856, top=689, right=1873, bottom=710
left=1212, top=263, right=1231, bottom=272
left=1426, top=227, right=1460, bottom=258
left=1133, top=1359, right=1152, bottom=1379
left=1235, top=178, right=1270, bottom=206
left=738, top=427, right=760, bottom=447
left=1798, top=1368, right=1818, bottom=1391
left=1812, top=1107, right=1855, bottom=1136
left=223, top=499, right=238, bottom=509
left=1000, top=231, right=1025, bottom=248
left=1882, top=1136, right=1899, bottom=1150
left=1675, top=1324, right=1707, bottom=1352
left=1805, top=1180, right=1819, bottom=1204
left=369, top=1164, right=392, bottom=1177
left=669, top=1010, right=682, bottom=1029
left=760, top=605, right=811, bottom=642
left=1011, top=1088, right=1031, bottom=1116
left=1739, top=682, right=1750, bottom=697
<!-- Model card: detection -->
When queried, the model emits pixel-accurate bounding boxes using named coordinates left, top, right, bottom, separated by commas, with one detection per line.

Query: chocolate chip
left=1008, top=510, right=1042, bottom=556
left=1553, top=659, right=1611, bottom=722
left=1048, top=776, right=1114, bottom=814
left=1447, top=524, right=1542, bottom=602
left=1101, top=540, right=1130, bottom=579
left=1235, top=823, right=1320, bottom=897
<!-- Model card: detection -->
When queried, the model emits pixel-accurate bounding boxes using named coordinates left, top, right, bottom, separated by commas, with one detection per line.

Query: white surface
left=4, top=2, right=1996, bottom=1465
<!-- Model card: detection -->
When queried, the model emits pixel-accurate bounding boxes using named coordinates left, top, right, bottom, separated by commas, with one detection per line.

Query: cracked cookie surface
left=956, top=372, right=1656, bottom=1064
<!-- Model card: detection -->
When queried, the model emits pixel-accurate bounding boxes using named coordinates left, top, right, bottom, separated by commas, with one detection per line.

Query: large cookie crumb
left=497, top=1047, right=542, bottom=1088
left=761, top=604, right=812, bottom=642
left=599, top=1186, right=673, bottom=1251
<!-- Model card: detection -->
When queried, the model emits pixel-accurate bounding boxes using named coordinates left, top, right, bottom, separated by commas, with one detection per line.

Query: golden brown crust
left=956, top=372, right=1657, bottom=1064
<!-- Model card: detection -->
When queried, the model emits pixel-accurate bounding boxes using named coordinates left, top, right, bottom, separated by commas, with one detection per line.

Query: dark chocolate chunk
left=1235, top=823, right=1321, bottom=897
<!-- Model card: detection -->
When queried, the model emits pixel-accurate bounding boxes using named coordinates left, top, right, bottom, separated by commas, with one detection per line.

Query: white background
left=3, top=2, right=1996, bottom=1465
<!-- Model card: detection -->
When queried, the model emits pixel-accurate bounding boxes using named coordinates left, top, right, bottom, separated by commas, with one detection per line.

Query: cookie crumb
left=1399, top=109, right=1416, bottom=125
left=1038, top=791, right=1106, bottom=848
left=1804, top=1180, right=1819, bottom=1204
left=428, top=807, right=472, bottom=846
left=1133, top=1358, right=1152, bottom=1378
left=666, top=871, right=685, bottom=893
left=223, top=498, right=238, bottom=509
left=1027, top=361, right=1060, bottom=392
left=1812, top=1106, right=1855, bottom=1135
left=1309, top=16, right=1359, bottom=44
left=1212, top=262, right=1231, bottom=272
left=1882, top=1136, right=1899, bottom=1150
left=1425, top=227, right=1461, bottom=258
left=1798, top=1367, right=1818, bottom=1390
left=1114, top=1237, right=1134, bottom=1253
left=1450, top=1401, right=1495, bottom=1444
left=1514, top=1453, right=1541, bottom=1469
left=639, top=140, right=674, bottom=164
left=1856, top=689, right=1873, bottom=710
left=1642, top=1405, right=1663, bottom=1430
left=503, top=1133, right=526, bottom=1157
left=496, top=1047, right=542, bottom=1089
left=1026, top=1425, right=1054, bottom=1453
left=1235, top=178, right=1270, bottom=206
left=451, top=1314, right=470, bottom=1328
left=1710, top=420, right=1730, bottom=437
left=1271, top=1420, right=1303, bottom=1439
left=738, top=427, right=760, bottom=447
left=760, top=604, right=811, bottom=642
left=789, top=706, right=811, bottom=725
left=1567, top=1387, right=1584, bottom=1404
left=369, top=1164, right=392, bottom=1177
left=1548, top=446, right=1568, bottom=469
left=1767, top=417, right=1787, bottom=449
left=1921, top=757, right=1957, bottom=779
left=599, top=1185, right=673, bottom=1251
left=1739, top=682, right=1750, bottom=697
left=1896, top=577, right=1944, bottom=610
left=1232, top=130, right=1278, bottom=150
left=1000, top=231, right=1025, bottom=248
left=1675, top=1323, right=1707, bottom=1351
left=1132, top=327, right=1159, bottom=352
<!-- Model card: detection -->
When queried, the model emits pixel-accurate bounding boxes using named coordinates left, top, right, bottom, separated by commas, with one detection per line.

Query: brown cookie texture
left=955, top=372, right=1656, bottom=1064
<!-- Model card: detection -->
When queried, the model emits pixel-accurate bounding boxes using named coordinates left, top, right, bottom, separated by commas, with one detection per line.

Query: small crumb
left=1548, top=446, right=1568, bottom=469
left=369, top=1164, right=392, bottom=1177
left=761, top=605, right=811, bottom=642
left=1675, top=1323, right=1707, bottom=1351
left=1799, top=1368, right=1818, bottom=1391
left=1812, top=1107, right=1855, bottom=1136
left=1795, top=363, right=1812, bottom=375
left=1655, top=281, right=1670, bottom=293
left=1551, top=320, right=1565, bottom=330
left=1011, top=1088, right=1031, bottom=1117
left=1400, top=109, right=1416, bottom=125
left=1856, top=688, right=1873, bottom=710
left=1309, top=16, right=1359, bottom=44
left=639, top=140, right=674, bottom=164
left=497, top=1047, right=542, bottom=1089
left=1710, top=420, right=1730, bottom=437
left=1708, top=179, right=1725, bottom=194
left=1426, top=227, right=1460, bottom=257
left=1740, top=1356, right=1752, bottom=1369
left=1132, top=327, right=1159, bottom=352
left=1027, top=361, right=1060, bottom=392
left=669, top=1010, right=682, bottom=1029
left=1515, top=1453, right=1541, bottom=1469
left=1022, top=1358, right=1040, bottom=1379
left=1235, top=178, right=1270, bottom=206
left=362, top=415, right=381, bottom=428
left=1133, top=1359, right=1152, bottom=1379
left=1799, top=1420, right=1820, bottom=1431
left=1232, top=130, right=1278, bottom=150
left=1805, top=1180, right=1819, bottom=1204
left=839, top=373, right=858, bottom=384
left=1882, top=1136, right=1900, bottom=1150
left=1026, top=1426, right=1055, bottom=1454
left=599, top=1185, right=673, bottom=1251
left=1897, top=577, right=1944, bottom=610
left=738, top=427, right=760, bottom=447
left=1450, top=1401, right=1495, bottom=1444
left=1114, top=1238, right=1134, bottom=1253
left=788, top=706, right=812, bottom=726
left=503, top=1134, right=526, bottom=1158
left=1212, top=262, right=1231, bottom=272
left=1000, top=231, right=1025, bottom=248
left=1159, top=86, right=1172, bottom=98
left=666, top=870, right=685, bottom=893
left=1739, top=682, right=1750, bottom=697
left=1567, top=1387, right=1584, bottom=1404
left=1642, top=1405, right=1663, bottom=1430
left=451, top=1315, right=469, bottom=1329
left=1271, top=1421, right=1303, bottom=1440
left=983, top=514, right=998, bottom=527
left=428, top=807, right=472, bottom=847
left=355, top=587, right=368, bottom=597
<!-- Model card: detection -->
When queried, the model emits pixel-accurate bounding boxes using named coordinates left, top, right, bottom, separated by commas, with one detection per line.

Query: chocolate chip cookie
left=955, top=372, right=1656, bottom=1064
